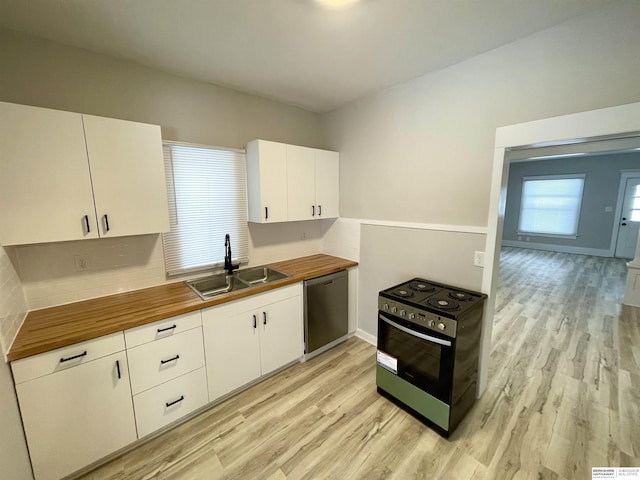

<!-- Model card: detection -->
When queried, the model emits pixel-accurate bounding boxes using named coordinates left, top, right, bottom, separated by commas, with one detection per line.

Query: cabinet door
left=259, top=295, right=303, bottom=375
left=202, top=308, right=261, bottom=401
left=286, top=144, right=316, bottom=221
left=83, top=115, right=169, bottom=237
left=0, top=102, right=98, bottom=245
left=246, top=140, right=288, bottom=223
left=16, top=352, right=136, bottom=480
left=315, top=150, right=340, bottom=219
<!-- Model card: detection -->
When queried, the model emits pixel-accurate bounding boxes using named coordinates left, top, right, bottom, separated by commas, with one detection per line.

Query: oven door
left=377, top=312, right=454, bottom=403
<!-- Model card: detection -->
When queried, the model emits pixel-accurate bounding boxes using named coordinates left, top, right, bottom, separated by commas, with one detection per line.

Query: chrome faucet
left=224, top=234, right=239, bottom=275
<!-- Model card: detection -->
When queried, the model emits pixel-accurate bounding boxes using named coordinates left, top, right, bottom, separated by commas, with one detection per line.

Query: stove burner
left=448, top=291, right=474, bottom=302
left=392, top=288, right=414, bottom=298
left=408, top=281, right=436, bottom=292
left=426, top=297, right=460, bottom=311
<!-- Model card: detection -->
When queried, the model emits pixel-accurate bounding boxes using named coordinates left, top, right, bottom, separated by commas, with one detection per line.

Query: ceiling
left=0, top=0, right=620, bottom=113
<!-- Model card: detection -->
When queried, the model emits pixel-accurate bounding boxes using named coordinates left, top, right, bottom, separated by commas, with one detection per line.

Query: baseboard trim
left=355, top=328, right=377, bottom=346
left=501, top=240, right=612, bottom=257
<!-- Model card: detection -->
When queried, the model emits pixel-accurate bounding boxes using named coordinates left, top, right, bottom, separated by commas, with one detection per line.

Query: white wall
left=322, top=1, right=640, bottom=340
left=0, top=245, right=33, bottom=479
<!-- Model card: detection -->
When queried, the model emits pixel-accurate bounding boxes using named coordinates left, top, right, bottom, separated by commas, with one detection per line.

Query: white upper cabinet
left=0, top=102, right=169, bottom=245
left=246, top=140, right=288, bottom=223
left=0, top=102, right=98, bottom=245
left=83, top=115, right=169, bottom=237
left=286, top=144, right=316, bottom=221
left=246, top=139, right=339, bottom=223
left=315, top=149, right=340, bottom=219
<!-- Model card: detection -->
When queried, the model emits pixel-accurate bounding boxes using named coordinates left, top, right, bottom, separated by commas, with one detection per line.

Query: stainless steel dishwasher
left=304, top=269, right=348, bottom=355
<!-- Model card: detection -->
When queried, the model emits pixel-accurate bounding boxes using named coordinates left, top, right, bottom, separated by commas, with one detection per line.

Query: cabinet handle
left=318, top=205, right=322, bottom=217
left=265, top=207, right=269, bottom=220
left=116, top=360, right=121, bottom=379
left=60, top=351, right=87, bottom=363
left=157, top=324, right=177, bottom=333
left=160, top=354, right=180, bottom=365
left=253, top=314, right=257, bottom=329
left=104, top=214, right=110, bottom=232
left=166, top=395, right=184, bottom=408
left=263, top=311, right=267, bottom=325
left=312, top=205, right=315, bottom=217
left=84, top=215, right=91, bottom=233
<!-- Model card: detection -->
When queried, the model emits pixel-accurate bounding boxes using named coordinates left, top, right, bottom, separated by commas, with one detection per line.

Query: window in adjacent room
left=518, top=174, right=585, bottom=237
left=162, top=142, right=248, bottom=276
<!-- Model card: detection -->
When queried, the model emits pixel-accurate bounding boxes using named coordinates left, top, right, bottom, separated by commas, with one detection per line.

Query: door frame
left=477, top=101, right=640, bottom=396
left=611, top=170, right=640, bottom=258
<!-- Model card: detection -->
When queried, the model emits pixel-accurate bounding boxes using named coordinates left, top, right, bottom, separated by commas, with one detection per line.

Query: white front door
left=615, top=177, right=640, bottom=259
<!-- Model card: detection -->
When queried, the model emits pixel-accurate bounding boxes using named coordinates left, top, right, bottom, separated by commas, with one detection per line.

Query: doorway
left=614, top=172, right=640, bottom=259
left=478, top=101, right=640, bottom=396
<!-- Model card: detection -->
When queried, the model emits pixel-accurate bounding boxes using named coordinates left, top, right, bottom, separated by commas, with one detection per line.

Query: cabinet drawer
left=127, top=327, right=205, bottom=394
left=124, top=310, right=202, bottom=348
left=12, top=332, right=125, bottom=384
left=133, top=367, right=208, bottom=438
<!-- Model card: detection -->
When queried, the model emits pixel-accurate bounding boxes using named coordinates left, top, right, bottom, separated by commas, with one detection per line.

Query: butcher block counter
left=8, top=254, right=357, bottom=362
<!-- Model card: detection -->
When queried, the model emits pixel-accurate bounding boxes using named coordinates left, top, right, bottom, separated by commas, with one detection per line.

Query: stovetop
left=379, top=278, right=485, bottom=320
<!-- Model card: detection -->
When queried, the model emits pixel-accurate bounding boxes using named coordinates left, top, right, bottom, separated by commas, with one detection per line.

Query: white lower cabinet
left=202, top=283, right=303, bottom=401
left=11, top=284, right=304, bottom=479
left=12, top=335, right=136, bottom=480
left=124, top=313, right=208, bottom=438
left=133, top=367, right=209, bottom=438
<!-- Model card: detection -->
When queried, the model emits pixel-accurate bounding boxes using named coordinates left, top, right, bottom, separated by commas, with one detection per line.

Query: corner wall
left=0, top=244, right=33, bottom=479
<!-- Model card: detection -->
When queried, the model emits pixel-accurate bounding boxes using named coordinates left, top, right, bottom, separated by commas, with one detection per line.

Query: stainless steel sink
left=185, top=266, right=290, bottom=300
left=235, top=266, right=289, bottom=285
left=186, top=273, right=250, bottom=299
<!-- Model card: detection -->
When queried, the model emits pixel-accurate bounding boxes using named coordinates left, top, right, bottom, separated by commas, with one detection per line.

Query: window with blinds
left=162, top=142, right=248, bottom=276
left=518, top=174, right=585, bottom=237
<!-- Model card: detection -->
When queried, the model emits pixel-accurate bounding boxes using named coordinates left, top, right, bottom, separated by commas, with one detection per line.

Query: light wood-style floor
left=78, top=247, right=640, bottom=479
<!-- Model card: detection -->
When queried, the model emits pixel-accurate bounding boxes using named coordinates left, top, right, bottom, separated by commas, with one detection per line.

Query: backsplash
left=0, top=244, right=28, bottom=355
left=9, top=221, right=324, bottom=310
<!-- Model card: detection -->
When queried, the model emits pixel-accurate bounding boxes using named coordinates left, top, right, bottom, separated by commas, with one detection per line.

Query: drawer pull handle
left=60, top=351, right=87, bottom=363
left=263, top=311, right=267, bottom=325
left=312, top=205, right=315, bottom=217
left=103, top=214, right=110, bottom=232
left=253, top=314, right=257, bottom=329
left=84, top=214, right=91, bottom=233
left=318, top=205, right=322, bottom=217
left=166, top=395, right=184, bottom=408
left=157, top=324, right=177, bottom=333
left=160, top=354, right=180, bottom=365
left=116, top=360, right=121, bottom=379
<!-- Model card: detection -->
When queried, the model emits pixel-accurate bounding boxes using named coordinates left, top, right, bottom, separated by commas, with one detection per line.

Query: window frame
left=162, top=141, right=249, bottom=277
left=517, top=173, right=586, bottom=239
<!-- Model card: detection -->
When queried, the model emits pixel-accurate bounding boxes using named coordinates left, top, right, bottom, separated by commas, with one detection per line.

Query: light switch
left=605, top=206, right=613, bottom=212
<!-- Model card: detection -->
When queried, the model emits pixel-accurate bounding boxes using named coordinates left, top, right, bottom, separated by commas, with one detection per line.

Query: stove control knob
left=437, top=322, right=446, bottom=331
left=427, top=319, right=435, bottom=327
left=383, top=303, right=390, bottom=310
left=399, top=309, right=406, bottom=317
left=408, top=313, right=415, bottom=320
left=391, top=306, right=397, bottom=314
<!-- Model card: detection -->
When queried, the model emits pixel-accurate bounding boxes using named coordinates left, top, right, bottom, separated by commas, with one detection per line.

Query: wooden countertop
left=8, top=254, right=357, bottom=362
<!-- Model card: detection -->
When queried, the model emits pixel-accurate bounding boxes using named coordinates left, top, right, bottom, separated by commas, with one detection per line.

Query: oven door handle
left=379, top=314, right=452, bottom=347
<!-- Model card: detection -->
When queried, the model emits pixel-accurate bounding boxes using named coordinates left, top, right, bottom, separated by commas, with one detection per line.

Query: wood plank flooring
left=78, top=247, right=640, bottom=479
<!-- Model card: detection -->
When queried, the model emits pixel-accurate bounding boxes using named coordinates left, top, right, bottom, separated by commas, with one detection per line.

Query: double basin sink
left=186, top=266, right=290, bottom=300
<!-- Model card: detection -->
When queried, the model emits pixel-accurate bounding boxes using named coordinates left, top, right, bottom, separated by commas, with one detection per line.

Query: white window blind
left=518, top=175, right=585, bottom=237
left=162, top=142, right=248, bottom=276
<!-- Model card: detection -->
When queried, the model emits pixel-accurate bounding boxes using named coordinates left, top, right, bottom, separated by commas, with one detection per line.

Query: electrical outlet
left=301, top=231, right=307, bottom=240
left=474, top=251, right=485, bottom=267
left=74, top=254, right=91, bottom=271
